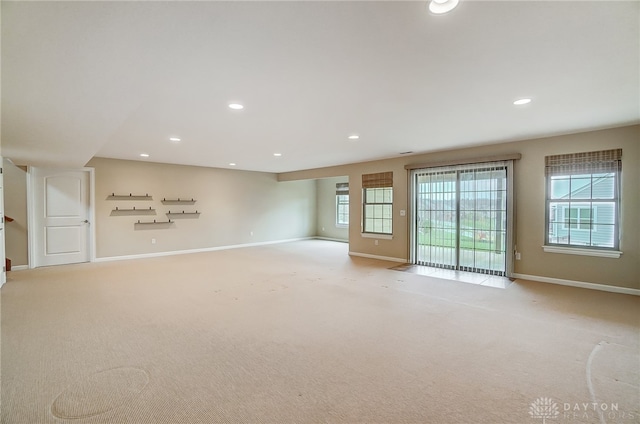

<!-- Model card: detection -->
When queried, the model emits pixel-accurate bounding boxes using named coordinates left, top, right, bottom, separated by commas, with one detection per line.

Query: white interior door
left=31, top=168, right=91, bottom=267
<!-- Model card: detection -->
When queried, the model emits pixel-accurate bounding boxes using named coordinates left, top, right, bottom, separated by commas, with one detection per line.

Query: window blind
left=335, top=182, right=349, bottom=195
left=362, top=172, right=393, bottom=189
left=545, top=149, right=622, bottom=176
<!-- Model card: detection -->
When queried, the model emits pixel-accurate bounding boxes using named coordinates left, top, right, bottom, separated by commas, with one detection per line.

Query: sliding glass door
left=415, top=170, right=458, bottom=268
left=412, top=161, right=513, bottom=276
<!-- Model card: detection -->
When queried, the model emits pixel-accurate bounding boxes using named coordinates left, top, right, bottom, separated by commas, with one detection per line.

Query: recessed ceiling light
left=229, top=163, right=236, bottom=166
left=348, top=135, right=360, bottom=140
left=140, top=153, right=150, bottom=158
left=429, top=0, right=459, bottom=15
left=169, top=137, right=181, bottom=142
left=273, top=153, right=282, bottom=157
left=513, top=98, right=532, bottom=105
left=228, top=103, right=244, bottom=110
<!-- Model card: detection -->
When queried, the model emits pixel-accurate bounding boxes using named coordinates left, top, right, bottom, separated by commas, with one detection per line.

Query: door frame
left=27, top=167, right=96, bottom=269
left=408, top=160, right=516, bottom=277
left=0, top=157, right=6, bottom=286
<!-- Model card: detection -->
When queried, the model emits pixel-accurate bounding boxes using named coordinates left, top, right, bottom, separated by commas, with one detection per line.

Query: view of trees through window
left=415, top=165, right=508, bottom=275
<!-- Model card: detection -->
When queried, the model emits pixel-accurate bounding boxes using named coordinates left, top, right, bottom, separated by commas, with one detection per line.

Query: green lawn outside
left=418, top=229, right=501, bottom=251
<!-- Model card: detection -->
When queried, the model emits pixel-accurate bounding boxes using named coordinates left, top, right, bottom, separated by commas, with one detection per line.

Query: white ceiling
left=2, top=1, right=639, bottom=173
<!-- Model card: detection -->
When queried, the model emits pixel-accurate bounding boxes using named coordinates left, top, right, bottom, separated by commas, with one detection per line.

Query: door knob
left=82, top=220, right=90, bottom=224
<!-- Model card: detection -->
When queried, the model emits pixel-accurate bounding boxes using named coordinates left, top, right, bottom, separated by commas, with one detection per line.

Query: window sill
left=361, top=232, right=393, bottom=240
left=542, top=246, right=622, bottom=258
left=336, top=224, right=349, bottom=229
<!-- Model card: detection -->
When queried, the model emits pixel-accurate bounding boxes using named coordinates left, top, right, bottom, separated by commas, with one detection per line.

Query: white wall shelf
left=135, top=219, right=172, bottom=225
left=161, top=198, right=196, bottom=205
left=110, top=207, right=156, bottom=216
left=107, top=193, right=153, bottom=200
left=134, top=219, right=173, bottom=229
left=166, top=211, right=200, bottom=219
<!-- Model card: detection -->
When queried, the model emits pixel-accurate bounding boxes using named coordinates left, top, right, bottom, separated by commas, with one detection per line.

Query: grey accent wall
left=316, top=177, right=349, bottom=241
left=88, top=158, right=316, bottom=258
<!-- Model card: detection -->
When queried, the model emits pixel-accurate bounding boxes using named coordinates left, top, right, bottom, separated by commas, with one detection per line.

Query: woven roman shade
left=545, top=149, right=622, bottom=176
left=335, top=182, right=349, bottom=195
left=362, top=172, right=393, bottom=189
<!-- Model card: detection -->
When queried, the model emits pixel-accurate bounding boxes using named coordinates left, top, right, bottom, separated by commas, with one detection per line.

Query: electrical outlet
left=400, top=209, right=406, bottom=217
left=515, top=252, right=521, bottom=260
left=374, top=240, right=379, bottom=246
left=322, top=227, right=325, bottom=231
left=250, top=231, right=253, bottom=236
left=151, top=238, right=156, bottom=244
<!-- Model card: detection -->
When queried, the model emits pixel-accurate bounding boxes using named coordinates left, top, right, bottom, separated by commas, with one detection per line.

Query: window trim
left=544, top=149, right=621, bottom=253
left=361, top=232, right=393, bottom=240
left=542, top=245, right=622, bottom=258
left=362, top=187, right=393, bottom=235
left=335, top=182, right=349, bottom=228
left=336, top=194, right=349, bottom=228
left=361, top=172, right=393, bottom=235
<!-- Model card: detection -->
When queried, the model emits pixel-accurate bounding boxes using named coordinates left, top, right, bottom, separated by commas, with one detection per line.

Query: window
left=362, top=172, right=393, bottom=235
left=545, top=149, right=621, bottom=251
left=336, top=182, right=349, bottom=227
left=562, top=206, right=594, bottom=230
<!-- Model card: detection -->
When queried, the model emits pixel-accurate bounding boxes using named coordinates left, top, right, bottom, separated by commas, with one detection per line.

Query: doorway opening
left=410, top=161, right=514, bottom=277
left=28, top=167, right=95, bottom=268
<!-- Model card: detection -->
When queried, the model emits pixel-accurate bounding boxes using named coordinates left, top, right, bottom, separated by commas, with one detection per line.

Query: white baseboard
left=348, top=251, right=407, bottom=263
left=9, top=265, right=29, bottom=271
left=512, top=273, right=640, bottom=296
left=94, top=237, right=314, bottom=263
left=314, top=237, right=348, bottom=243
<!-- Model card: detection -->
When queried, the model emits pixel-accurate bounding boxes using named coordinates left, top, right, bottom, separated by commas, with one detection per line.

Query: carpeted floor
left=1, top=240, right=638, bottom=423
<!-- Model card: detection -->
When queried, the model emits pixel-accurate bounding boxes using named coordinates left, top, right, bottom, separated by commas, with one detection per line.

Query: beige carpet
left=1, top=240, right=638, bottom=423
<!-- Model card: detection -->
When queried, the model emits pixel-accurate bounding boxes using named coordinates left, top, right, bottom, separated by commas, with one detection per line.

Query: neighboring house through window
left=545, top=149, right=621, bottom=252
left=336, top=182, right=349, bottom=227
left=362, top=172, right=393, bottom=235
left=562, top=205, right=595, bottom=231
